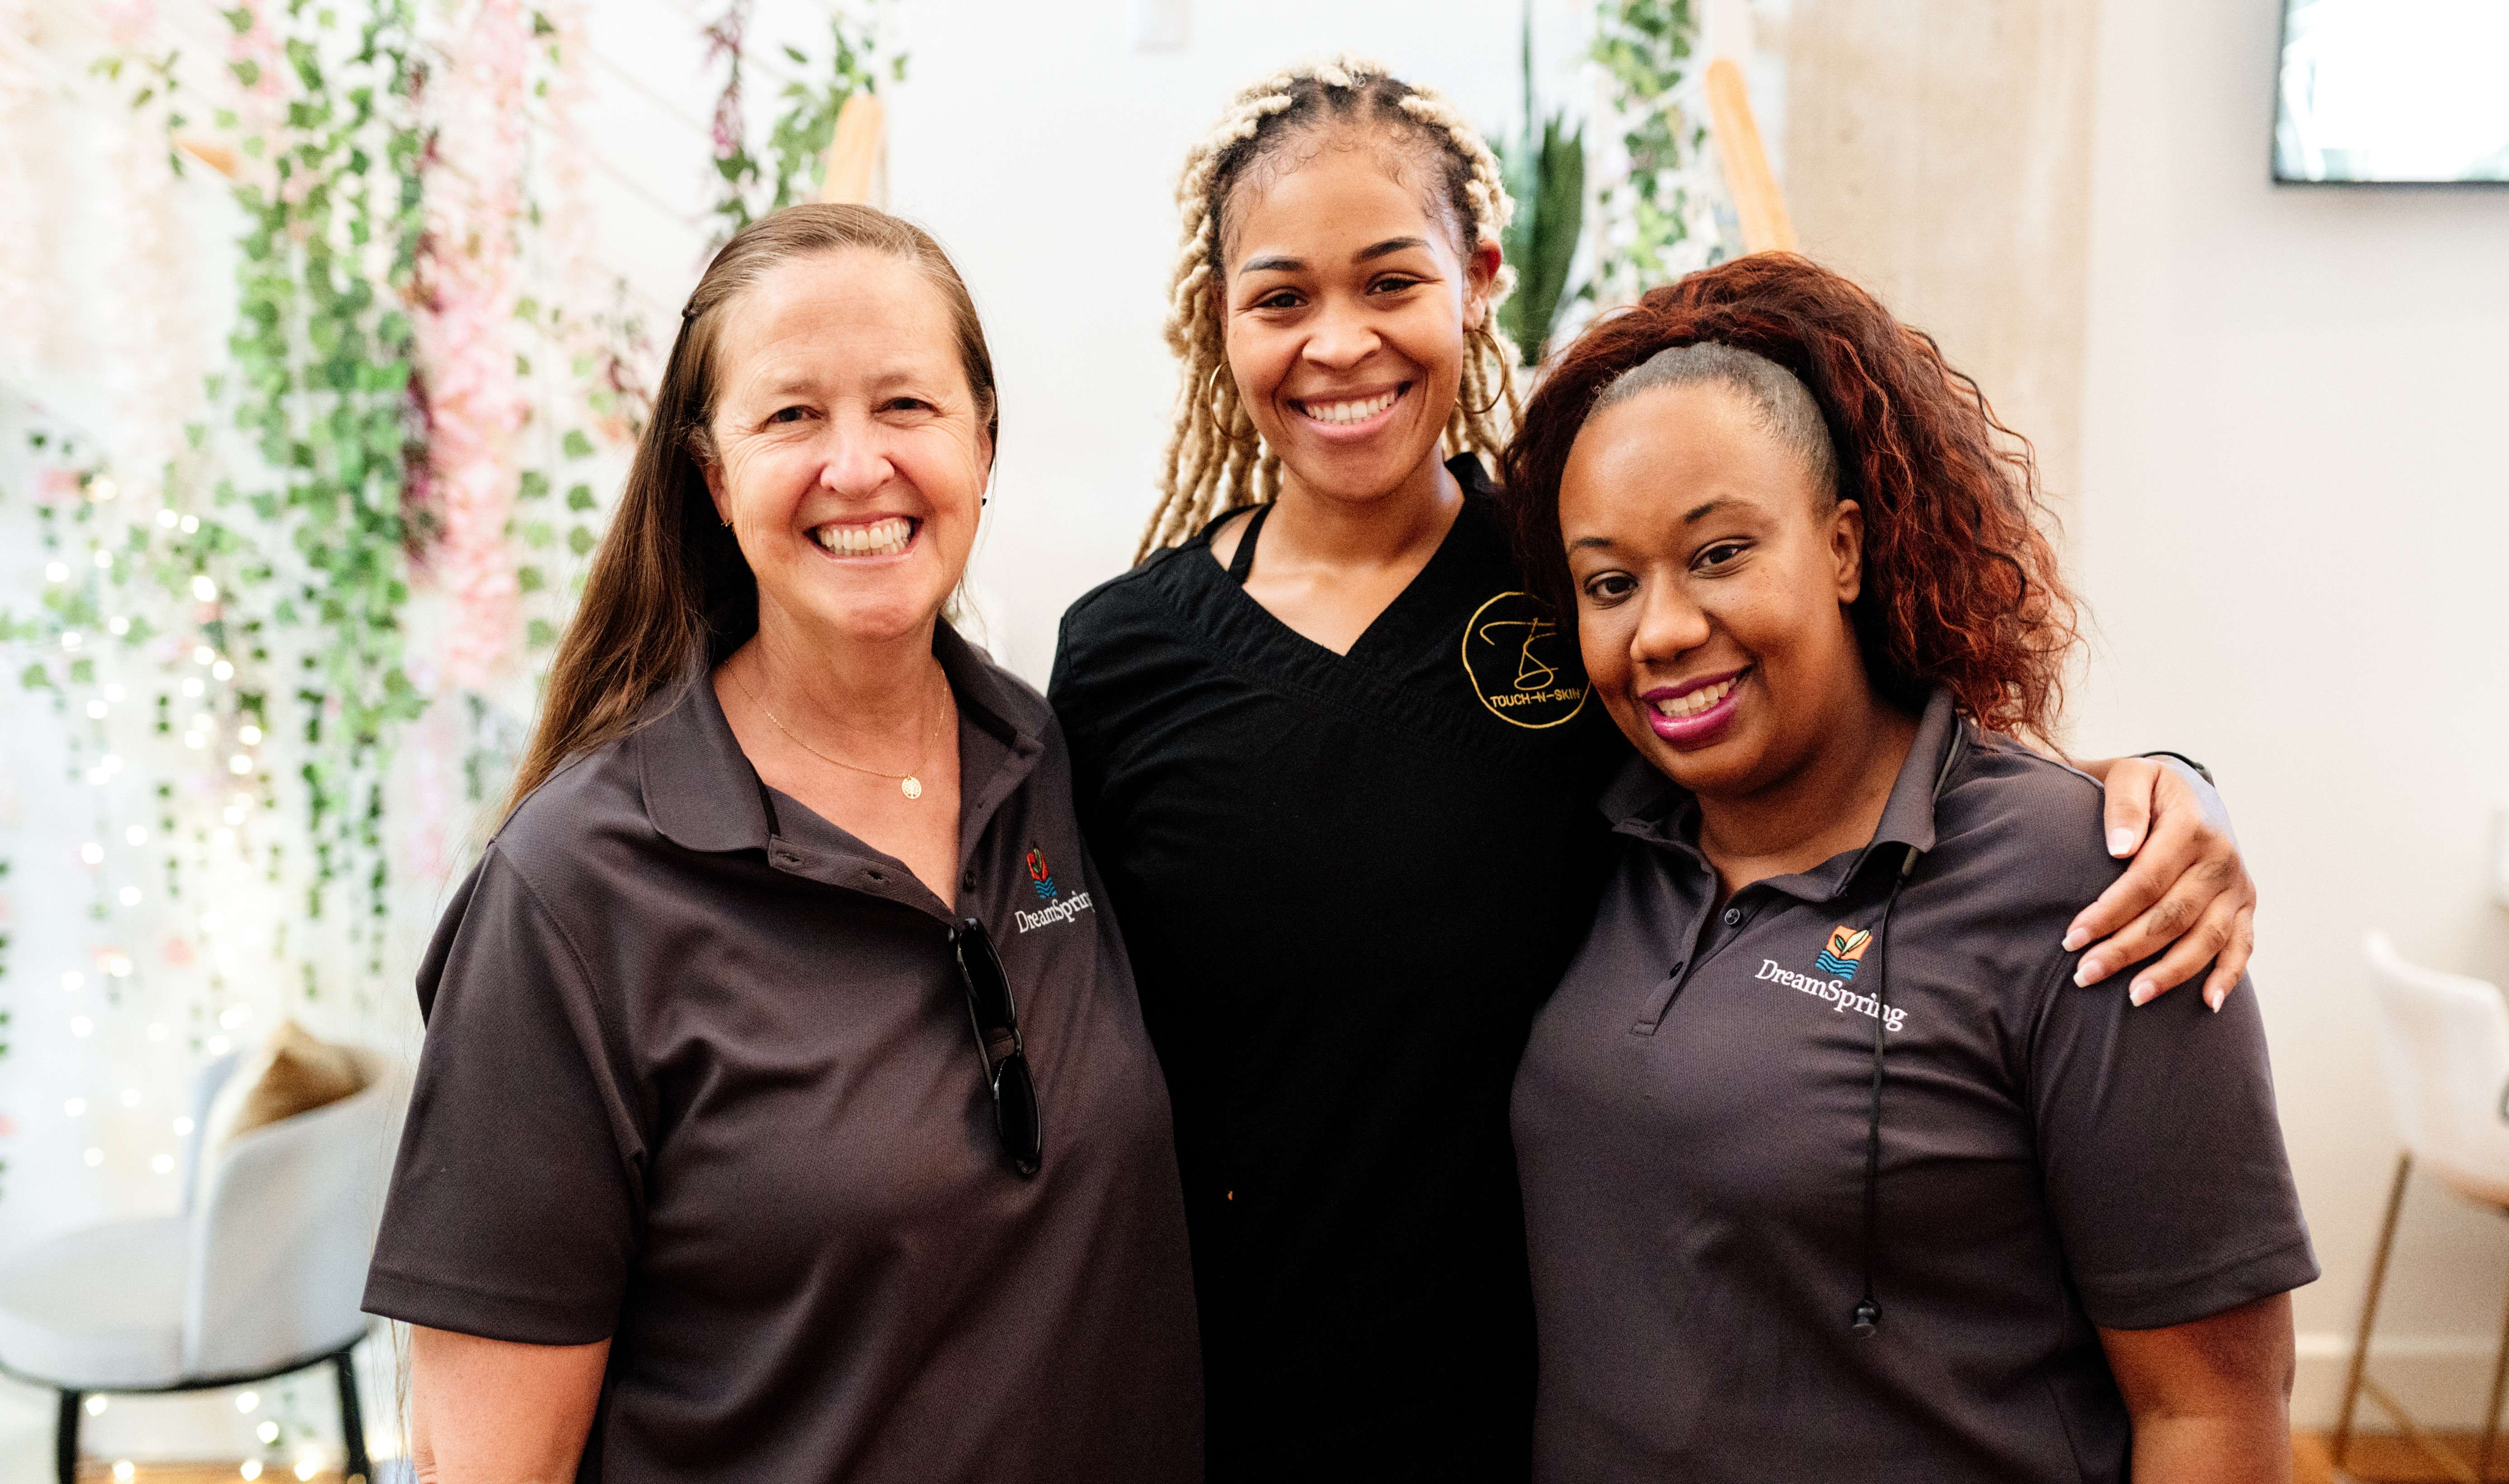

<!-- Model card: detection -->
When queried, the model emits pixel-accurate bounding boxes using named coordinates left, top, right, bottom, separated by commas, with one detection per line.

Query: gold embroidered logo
left=1461, top=591, right=1589, bottom=729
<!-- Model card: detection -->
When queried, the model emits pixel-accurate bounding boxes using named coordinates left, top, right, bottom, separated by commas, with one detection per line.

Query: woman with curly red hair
left=1503, top=256, right=2314, bottom=1483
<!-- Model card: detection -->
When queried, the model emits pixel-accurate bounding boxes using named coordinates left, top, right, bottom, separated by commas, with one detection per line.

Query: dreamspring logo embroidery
left=1013, top=844, right=1093, bottom=934
left=1757, top=924, right=1904, bottom=1033
left=1460, top=591, right=1589, bottom=730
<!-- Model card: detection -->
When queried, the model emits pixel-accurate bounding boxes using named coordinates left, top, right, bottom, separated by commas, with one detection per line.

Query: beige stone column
left=1773, top=0, right=2100, bottom=500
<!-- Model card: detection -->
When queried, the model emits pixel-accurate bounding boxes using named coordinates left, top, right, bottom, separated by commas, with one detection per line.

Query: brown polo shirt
left=1510, top=689, right=2315, bottom=1483
left=363, top=624, right=1202, bottom=1483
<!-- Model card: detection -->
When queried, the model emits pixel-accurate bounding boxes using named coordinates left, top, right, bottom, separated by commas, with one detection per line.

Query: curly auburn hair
left=1500, top=253, right=2080, bottom=742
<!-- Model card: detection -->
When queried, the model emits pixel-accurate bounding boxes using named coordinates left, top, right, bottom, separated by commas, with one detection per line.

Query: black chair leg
left=334, top=1347, right=372, bottom=1484
left=55, top=1389, right=80, bottom=1484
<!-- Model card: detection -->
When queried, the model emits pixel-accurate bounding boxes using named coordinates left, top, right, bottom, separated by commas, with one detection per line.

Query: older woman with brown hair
left=362, top=205, right=1200, bottom=1483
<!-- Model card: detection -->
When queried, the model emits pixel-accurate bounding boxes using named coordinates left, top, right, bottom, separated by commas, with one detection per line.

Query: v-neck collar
left=1209, top=452, right=1490, bottom=668
left=1128, top=453, right=1584, bottom=766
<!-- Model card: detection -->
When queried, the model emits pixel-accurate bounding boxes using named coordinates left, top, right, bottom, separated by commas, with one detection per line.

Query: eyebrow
left=1566, top=498, right=1738, bottom=551
left=1237, top=236, right=1433, bottom=276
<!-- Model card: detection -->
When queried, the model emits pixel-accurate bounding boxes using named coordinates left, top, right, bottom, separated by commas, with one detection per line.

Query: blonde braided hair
left=1135, top=56, right=1524, bottom=560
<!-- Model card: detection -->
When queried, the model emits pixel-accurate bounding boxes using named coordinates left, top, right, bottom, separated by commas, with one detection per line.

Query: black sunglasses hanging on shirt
left=953, top=918, right=1043, bottom=1177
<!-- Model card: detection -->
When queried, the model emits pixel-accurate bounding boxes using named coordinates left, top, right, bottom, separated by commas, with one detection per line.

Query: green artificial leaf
left=561, top=429, right=594, bottom=460
left=567, top=526, right=595, bottom=555
left=565, top=482, right=596, bottom=511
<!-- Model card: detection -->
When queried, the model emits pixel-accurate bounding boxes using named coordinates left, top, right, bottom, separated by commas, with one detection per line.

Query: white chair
left=2334, top=932, right=2509, bottom=1483
left=0, top=1046, right=405, bottom=1484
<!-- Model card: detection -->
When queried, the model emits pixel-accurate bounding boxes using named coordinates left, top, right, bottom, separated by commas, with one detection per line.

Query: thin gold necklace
left=730, top=657, right=942, bottom=801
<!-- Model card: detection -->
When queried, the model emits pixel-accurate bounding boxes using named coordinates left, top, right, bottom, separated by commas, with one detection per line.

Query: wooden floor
left=2297, top=1431, right=2509, bottom=1483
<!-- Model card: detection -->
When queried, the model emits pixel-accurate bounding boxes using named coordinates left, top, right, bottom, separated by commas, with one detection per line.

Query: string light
left=85, top=700, right=108, bottom=719
left=180, top=514, right=199, bottom=533
left=124, top=825, right=147, bottom=845
left=81, top=1147, right=102, bottom=1166
left=112, top=1460, right=134, bottom=1484
left=174, top=1116, right=195, bottom=1137
left=239, top=724, right=263, bottom=744
left=191, top=646, right=215, bottom=666
left=84, top=1396, right=106, bottom=1416
left=102, top=682, right=125, bottom=701
left=149, top=1155, right=174, bottom=1175
left=61, top=632, right=81, bottom=651
left=79, top=843, right=103, bottom=865
left=156, top=508, right=178, bottom=528
left=212, top=659, right=235, bottom=680
left=229, top=754, right=253, bottom=775
left=241, top=1461, right=262, bottom=1480
left=256, top=1420, right=280, bottom=1444
left=236, top=1390, right=259, bottom=1413
left=70, top=1018, right=94, bottom=1038
left=43, top=561, right=67, bottom=582
left=182, top=677, right=205, bottom=698
left=62, top=972, right=84, bottom=991
left=118, top=886, right=141, bottom=906
left=206, top=1035, right=233, bottom=1056
left=92, top=549, right=112, bottom=569
left=294, top=1454, right=320, bottom=1481
left=191, top=576, right=218, bottom=602
left=89, top=477, right=118, bottom=502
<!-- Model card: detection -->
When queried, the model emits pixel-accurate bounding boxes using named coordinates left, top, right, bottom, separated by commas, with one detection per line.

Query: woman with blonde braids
left=1050, top=57, right=2257, bottom=1480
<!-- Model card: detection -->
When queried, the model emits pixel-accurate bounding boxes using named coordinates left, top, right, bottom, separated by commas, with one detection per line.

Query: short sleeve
left=362, top=845, right=645, bottom=1344
left=2028, top=958, right=2318, bottom=1331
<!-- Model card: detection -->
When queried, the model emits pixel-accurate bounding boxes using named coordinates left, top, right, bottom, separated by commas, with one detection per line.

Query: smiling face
left=701, top=247, right=992, bottom=650
left=1560, top=381, right=1871, bottom=799
left=1220, top=133, right=1498, bottom=504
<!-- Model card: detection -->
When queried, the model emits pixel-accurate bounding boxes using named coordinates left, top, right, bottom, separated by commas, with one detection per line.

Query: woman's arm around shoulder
left=2099, top=1292, right=2295, bottom=1484
left=409, top=1326, right=610, bottom=1484
left=2066, top=754, right=2256, bottom=1009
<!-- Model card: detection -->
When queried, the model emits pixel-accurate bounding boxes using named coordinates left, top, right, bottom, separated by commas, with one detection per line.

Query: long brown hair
left=1502, top=253, right=2078, bottom=742
left=504, top=204, right=999, bottom=816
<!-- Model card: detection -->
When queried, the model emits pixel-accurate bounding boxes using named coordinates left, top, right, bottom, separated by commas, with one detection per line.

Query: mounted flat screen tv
left=2274, top=0, right=2509, bottom=183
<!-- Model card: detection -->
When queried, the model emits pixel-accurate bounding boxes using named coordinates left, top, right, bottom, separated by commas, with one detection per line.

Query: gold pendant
left=901, top=775, right=923, bottom=801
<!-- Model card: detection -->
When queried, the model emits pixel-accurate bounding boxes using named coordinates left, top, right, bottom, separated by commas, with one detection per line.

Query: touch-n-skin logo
left=1814, top=926, right=1872, bottom=980
left=1460, top=591, right=1590, bottom=729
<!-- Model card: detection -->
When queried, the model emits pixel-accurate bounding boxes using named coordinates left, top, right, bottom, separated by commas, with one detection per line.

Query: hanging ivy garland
left=1589, top=0, right=1725, bottom=301
left=0, top=0, right=905, bottom=1158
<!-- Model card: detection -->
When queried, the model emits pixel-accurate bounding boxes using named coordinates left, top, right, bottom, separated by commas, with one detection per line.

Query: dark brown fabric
left=364, top=624, right=1202, bottom=1483
left=1511, top=690, right=2315, bottom=1483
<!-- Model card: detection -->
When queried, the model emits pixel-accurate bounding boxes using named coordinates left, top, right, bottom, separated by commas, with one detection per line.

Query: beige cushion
left=203, top=1019, right=368, bottom=1150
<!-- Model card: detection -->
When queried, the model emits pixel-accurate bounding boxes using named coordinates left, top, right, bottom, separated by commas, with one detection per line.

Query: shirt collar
left=637, top=619, right=1048, bottom=856
left=1600, top=686, right=1967, bottom=903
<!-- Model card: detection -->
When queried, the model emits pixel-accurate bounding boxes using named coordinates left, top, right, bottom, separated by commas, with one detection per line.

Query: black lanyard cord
left=1851, top=841, right=1923, bottom=1338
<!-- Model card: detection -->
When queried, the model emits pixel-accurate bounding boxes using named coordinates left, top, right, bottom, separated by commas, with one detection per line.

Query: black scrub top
left=364, top=623, right=1202, bottom=1483
left=1511, top=689, right=2316, bottom=1484
left=1050, top=457, right=1627, bottom=1479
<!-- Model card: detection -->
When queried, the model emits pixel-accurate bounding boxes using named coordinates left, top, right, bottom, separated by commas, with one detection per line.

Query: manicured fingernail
left=2075, top=958, right=2102, bottom=987
left=2061, top=928, right=2088, bottom=952
left=2108, top=827, right=2136, bottom=856
left=2128, top=978, right=2158, bottom=1006
left=2206, top=987, right=2225, bottom=1013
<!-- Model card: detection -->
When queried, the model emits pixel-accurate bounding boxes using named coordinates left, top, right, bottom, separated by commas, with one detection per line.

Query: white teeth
left=1302, top=390, right=1399, bottom=426
left=813, top=516, right=913, bottom=557
left=1654, top=674, right=1741, bottom=720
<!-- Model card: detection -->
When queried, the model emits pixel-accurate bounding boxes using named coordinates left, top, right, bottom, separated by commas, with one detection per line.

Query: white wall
left=2073, top=0, right=2509, bottom=1426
